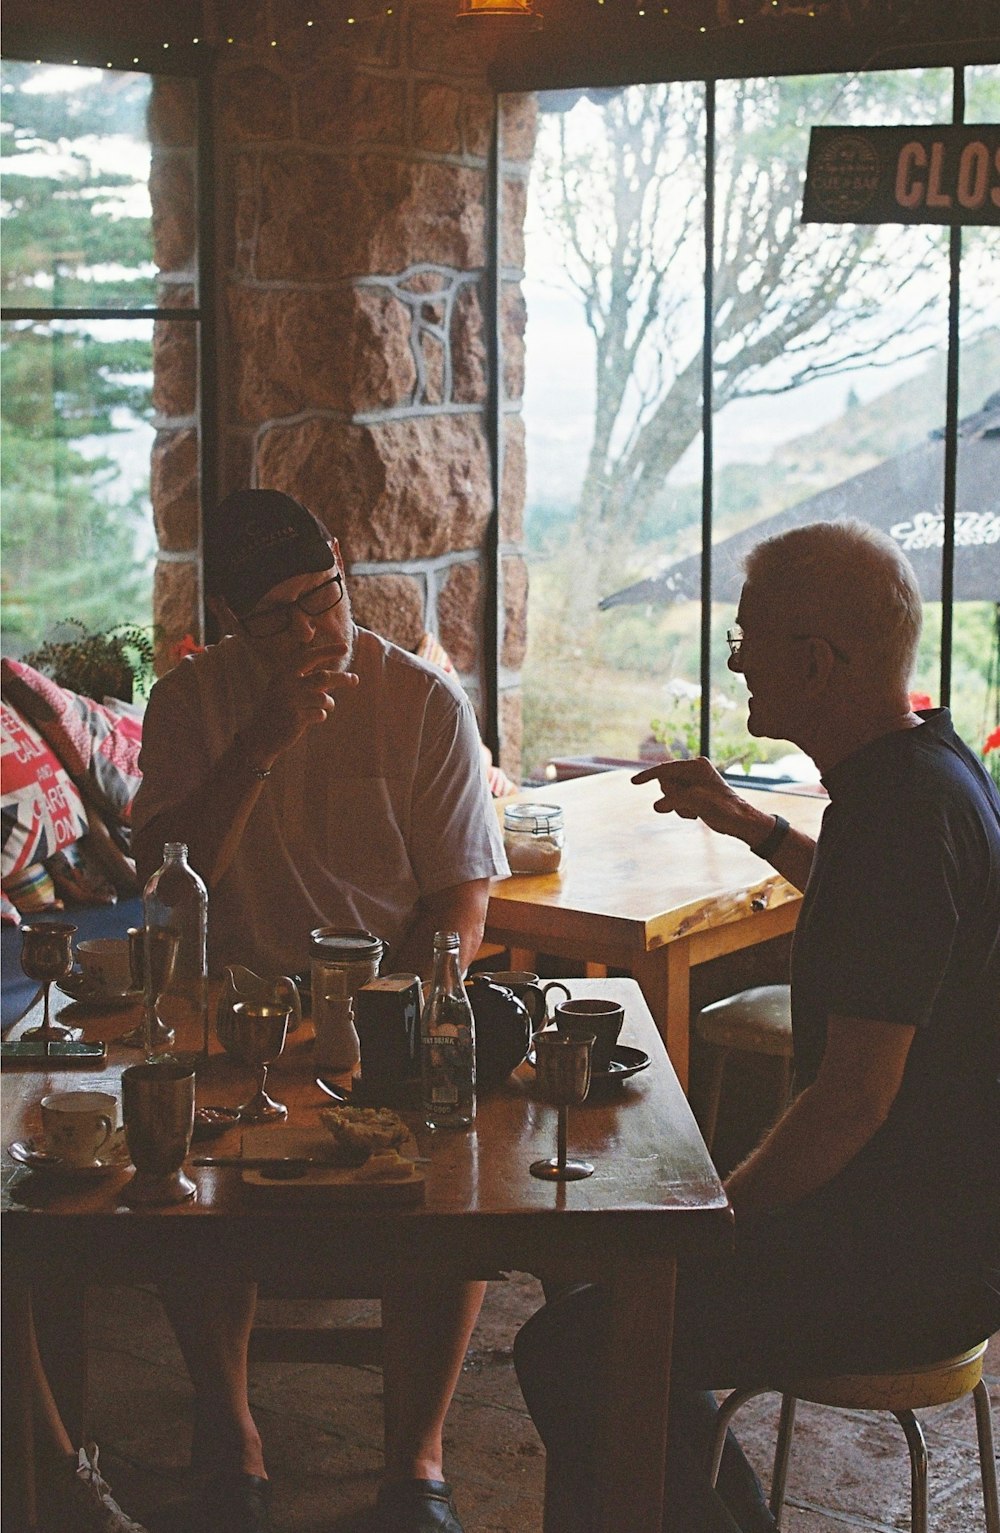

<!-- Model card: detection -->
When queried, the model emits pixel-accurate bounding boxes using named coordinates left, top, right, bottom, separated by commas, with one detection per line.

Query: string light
left=31, top=0, right=829, bottom=74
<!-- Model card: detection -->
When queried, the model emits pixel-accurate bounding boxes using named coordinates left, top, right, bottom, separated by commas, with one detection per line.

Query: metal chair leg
left=707, top=1387, right=770, bottom=1487
left=973, top=1378, right=1000, bottom=1533
left=769, top=1394, right=797, bottom=1528
left=895, top=1409, right=929, bottom=1533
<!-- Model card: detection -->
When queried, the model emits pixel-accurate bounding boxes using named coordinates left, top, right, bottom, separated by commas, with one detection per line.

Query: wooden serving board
left=240, top=1124, right=425, bottom=1204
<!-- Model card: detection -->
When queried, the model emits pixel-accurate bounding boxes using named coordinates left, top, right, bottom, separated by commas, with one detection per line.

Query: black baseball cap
left=204, top=489, right=336, bottom=616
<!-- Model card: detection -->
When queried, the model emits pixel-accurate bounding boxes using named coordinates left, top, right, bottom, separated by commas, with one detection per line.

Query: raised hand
left=631, top=756, right=761, bottom=843
left=242, top=643, right=359, bottom=764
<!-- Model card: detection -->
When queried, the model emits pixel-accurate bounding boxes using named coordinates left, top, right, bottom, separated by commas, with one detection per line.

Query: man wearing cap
left=132, top=489, right=509, bottom=1533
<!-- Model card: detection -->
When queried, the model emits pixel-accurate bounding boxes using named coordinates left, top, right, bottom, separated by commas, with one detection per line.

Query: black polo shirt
left=791, top=709, right=1000, bottom=1268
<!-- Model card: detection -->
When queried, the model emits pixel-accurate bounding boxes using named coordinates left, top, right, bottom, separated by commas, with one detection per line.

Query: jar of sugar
left=503, top=803, right=565, bottom=876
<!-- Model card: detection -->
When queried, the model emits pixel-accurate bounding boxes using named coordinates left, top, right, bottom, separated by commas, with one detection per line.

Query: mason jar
left=308, top=928, right=384, bottom=1071
left=502, top=802, right=565, bottom=876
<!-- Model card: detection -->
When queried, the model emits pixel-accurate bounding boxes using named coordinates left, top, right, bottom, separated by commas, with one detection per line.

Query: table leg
left=633, top=941, right=691, bottom=1092
left=1, top=1279, right=37, bottom=1533
left=594, top=1256, right=677, bottom=1533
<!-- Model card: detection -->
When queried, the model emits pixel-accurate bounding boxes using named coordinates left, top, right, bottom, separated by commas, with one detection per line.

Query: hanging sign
left=802, top=125, right=1000, bottom=226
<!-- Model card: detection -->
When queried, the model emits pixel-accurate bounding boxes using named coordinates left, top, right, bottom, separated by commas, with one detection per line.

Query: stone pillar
left=148, top=2, right=533, bottom=778
left=148, top=76, right=202, bottom=665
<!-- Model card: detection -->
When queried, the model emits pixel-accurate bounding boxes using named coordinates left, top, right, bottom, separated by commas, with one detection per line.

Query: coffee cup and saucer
left=8, top=1090, right=131, bottom=1177
left=58, top=938, right=140, bottom=1010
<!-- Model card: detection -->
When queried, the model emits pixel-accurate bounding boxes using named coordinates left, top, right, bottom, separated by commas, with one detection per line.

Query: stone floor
left=56, top=1280, right=998, bottom=1533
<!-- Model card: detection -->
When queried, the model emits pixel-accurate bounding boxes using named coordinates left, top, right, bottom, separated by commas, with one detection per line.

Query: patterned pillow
left=0, top=659, right=143, bottom=831
left=1, top=701, right=89, bottom=893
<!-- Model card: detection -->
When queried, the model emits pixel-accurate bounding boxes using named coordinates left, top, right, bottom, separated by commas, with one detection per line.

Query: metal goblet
left=530, top=1029, right=596, bottom=1181
left=120, top=926, right=178, bottom=1055
left=122, top=1060, right=197, bottom=1205
left=19, top=921, right=78, bottom=1050
left=224, top=1001, right=291, bottom=1123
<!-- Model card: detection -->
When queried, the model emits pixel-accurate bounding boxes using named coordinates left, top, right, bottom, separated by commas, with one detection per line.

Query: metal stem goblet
left=224, top=1001, right=291, bottom=1123
left=530, top=1029, right=596, bottom=1181
left=120, top=927, right=178, bottom=1056
left=19, top=922, right=78, bottom=1052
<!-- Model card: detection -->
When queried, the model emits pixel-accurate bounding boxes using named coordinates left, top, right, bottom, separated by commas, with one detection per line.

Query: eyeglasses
left=726, top=626, right=849, bottom=664
left=241, top=572, right=344, bottom=639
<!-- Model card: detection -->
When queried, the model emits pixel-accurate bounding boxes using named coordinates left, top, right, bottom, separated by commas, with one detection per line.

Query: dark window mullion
left=940, top=65, right=964, bottom=709
left=700, top=79, right=716, bottom=759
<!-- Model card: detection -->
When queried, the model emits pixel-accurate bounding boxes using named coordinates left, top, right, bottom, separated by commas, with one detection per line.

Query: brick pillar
left=148, top=76, right=201, bottom=666
left=150, top=1, right=533, bottom=776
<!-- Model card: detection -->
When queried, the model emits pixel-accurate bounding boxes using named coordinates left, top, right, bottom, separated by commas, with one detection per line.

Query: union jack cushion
left=1, top=702, right=88, bottom=888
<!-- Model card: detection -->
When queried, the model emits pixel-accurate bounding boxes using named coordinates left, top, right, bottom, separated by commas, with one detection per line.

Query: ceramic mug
left=553, top=998, right=625, bottom=1074
left=40, top=1090, right=117, bottom=1167
left=76, top=938, right=133, bottom=995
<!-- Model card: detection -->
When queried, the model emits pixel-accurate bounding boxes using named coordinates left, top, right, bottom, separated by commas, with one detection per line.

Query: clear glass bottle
left=142, top=842, right=208, bottom=1061
left=420, top=930, right=476, bottom=1130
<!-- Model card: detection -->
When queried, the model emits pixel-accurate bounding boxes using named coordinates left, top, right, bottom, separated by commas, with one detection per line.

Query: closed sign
left=803, top=125, right=1000, bottom=226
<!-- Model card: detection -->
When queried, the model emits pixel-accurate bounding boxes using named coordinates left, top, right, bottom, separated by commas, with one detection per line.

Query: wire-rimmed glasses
left=241, top=572, right=344, bottom=639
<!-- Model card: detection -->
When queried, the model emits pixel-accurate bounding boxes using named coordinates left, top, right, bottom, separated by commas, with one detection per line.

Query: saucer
left=7, top=1126, right=131, bottom=1177
left=527, top=1044, right=650, bottom=1084
left=193, top=1106, right=242, bottom=1142
left=57, top=974, right=139, bottom=1011
left=589, top=1045, right=651, bottom=1084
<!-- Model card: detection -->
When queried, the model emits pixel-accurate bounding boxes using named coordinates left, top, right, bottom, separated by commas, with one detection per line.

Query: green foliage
left=0, top=62, right=159, bottom=653
left=22, top=619, right=157, bottom=702
left=650, top=688, right=769, bottom=773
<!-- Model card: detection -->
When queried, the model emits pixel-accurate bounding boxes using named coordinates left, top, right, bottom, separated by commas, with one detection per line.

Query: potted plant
left=22, top=620, right=156, bottom=703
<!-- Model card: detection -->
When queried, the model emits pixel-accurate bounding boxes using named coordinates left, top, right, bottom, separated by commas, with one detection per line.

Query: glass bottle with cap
left=309, top=927, right=383, bottom=1071
left=420, top=930, right=476, bottom=1130
left=503, top=802, right=565, bottom=875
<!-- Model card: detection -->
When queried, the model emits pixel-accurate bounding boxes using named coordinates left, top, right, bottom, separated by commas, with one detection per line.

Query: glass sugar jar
left=503, top=802, right=565, bottom=876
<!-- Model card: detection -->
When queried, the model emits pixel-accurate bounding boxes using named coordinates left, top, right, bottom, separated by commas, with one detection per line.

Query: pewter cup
left=122, top=1061, right=196, bottom=1205
left=530, top=1029, right=596, bottom=1181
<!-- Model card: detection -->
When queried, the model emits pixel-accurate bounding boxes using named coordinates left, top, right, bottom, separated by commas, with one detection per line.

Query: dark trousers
left=514, top=1190, right=1000, bottom=1533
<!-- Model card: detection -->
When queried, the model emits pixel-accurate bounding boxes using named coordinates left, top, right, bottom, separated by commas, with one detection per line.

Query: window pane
left=699, top=70, right=966, bottom=779
left=0, top=317, right=156, bottom=653
left=516, top=83, right=707, bottom=781
left=953, top=65, right=1000, bottom=774
left=1, top=62, right=170, bottom=311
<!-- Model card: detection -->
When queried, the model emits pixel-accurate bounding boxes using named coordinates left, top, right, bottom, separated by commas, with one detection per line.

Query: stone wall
left=148, top=1, right=535, bottom=781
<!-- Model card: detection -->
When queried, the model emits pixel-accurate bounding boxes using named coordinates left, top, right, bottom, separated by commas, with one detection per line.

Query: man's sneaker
left=61, top=1443, right=150, bottom=1533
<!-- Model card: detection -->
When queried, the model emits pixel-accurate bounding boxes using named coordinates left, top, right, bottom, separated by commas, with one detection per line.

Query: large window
left=1, top=60, right=201, bottom=672
left=509, top=66, right=1000, bottom=784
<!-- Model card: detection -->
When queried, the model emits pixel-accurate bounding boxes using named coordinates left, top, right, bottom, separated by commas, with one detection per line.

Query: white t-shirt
left=132, top=628, right=508, bottom=975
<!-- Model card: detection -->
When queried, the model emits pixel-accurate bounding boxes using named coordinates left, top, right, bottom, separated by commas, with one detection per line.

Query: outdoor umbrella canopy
left=599, top=394, right=1000, bottom=611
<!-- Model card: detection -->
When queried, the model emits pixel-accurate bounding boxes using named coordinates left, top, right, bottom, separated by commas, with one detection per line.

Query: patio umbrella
left=598, top=394, right=1000, bottom=610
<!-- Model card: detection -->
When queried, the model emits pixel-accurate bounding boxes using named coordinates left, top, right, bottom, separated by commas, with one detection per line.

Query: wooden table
left=2, top=979, right=730, bottom=1533
left=487, top=772, right=827, bottom=1088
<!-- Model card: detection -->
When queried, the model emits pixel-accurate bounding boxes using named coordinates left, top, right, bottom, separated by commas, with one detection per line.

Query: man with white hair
left=514, top=520, right=1000, bottom=1533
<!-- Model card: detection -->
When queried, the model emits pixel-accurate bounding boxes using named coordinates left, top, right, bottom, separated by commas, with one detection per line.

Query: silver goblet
left=20, top=921, right=78, bottom=1050
left=223, top=1001, right=291, bottom=1123
left=530, top=1029, right=596, bottom=1181
left=120, top=926, right=179, bottom=1055
left=122, top=1060, right=197, bottom=1205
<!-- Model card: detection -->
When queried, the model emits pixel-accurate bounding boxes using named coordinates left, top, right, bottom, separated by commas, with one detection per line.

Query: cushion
left=1, top=888, right=20, bottom=926
left=1, top=659, right=143, bottom=832
left=1, top=700, right=89, bottom=889
left=3, top=861, right=61, bottom=914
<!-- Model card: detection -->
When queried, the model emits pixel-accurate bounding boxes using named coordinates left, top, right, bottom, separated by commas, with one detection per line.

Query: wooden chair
left=694, top=984, right=792, bottom=1151
left=708, top=1341, right=1000, bottom=1533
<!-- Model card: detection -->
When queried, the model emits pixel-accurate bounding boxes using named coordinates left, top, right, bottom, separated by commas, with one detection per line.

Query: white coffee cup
left=76, top=938, right=134, bottom=995
left=40, top=1090, right=117, bottom=1168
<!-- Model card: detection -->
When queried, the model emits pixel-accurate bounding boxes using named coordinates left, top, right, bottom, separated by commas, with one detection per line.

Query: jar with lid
left=503, top=803, right=565, bottom=875
left=309, top=928, right=383, bottom=1071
